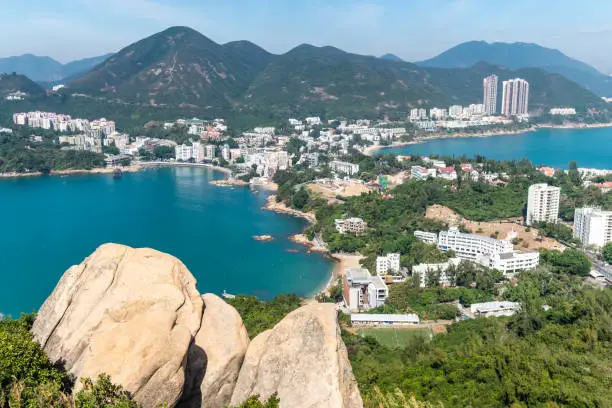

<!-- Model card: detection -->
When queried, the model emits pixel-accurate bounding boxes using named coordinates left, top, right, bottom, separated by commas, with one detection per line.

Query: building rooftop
left=369, top=275, right=388, bottom=291
left=471, top=301, right=519, bottom=313
left=345, top=268, right=372, bottom=284
left=351, top=314, right=420, bottom=323
left=444, top=228, right=511, bottom=246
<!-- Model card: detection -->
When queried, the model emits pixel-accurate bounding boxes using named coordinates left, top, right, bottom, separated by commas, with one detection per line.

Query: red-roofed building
left=460, top=163, right=474, bottom=173
left=593, top=182, right=612, bottom=193
left=437, top=167, right=458, bottom=181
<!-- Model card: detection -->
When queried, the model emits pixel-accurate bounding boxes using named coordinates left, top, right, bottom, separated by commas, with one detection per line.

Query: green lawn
left=358, top=327, right=433, bottom=348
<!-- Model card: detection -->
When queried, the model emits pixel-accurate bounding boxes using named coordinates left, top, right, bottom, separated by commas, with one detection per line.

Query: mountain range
left=0, top=53, right=113, bottom=83
left=418, top=41, right=612, bottom=97
left=0, top=27, right=609, bottom=125
left=64, top=27, right=606, bottom=116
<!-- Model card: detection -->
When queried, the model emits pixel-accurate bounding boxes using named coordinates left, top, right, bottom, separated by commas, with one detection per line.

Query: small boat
left=113, top=168, right=123, bottom=179
left=222, top=290, right=236, bottom=299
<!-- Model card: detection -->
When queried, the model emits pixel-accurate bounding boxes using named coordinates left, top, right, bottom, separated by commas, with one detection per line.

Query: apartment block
left=526, top=183, right=561, bottom=226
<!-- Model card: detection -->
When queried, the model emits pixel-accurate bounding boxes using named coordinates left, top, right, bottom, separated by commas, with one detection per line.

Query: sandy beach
left=138, top=161, right=232, bottom=174
left=0, top=164, right=143, bottom=179
left=250, top=179, right=279, bottom=191
left=326, top=253, right=365, bottom=291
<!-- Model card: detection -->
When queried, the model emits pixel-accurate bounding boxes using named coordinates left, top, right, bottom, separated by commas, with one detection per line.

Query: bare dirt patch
left=426, top=204, right=565, bottom=251
left=308, top=180, right=375, bottom=201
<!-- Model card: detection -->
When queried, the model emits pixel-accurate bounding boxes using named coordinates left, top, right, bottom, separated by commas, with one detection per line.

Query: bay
left=378, top=127, right=612, bottom=169
left=0, top=167, right=333, bottom=317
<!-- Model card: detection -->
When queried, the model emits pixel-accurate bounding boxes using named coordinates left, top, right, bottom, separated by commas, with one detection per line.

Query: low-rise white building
left=330, top=160, right=360, bottom=176
left=477, top=251, right=540, bottom=275
left=414, top=231, right=438, bottom=245
left=413, top=258, right=462, bottom=288
left=470, top=301, right=520, bottom=318
left=351, top=314, right=420, bottom=327
left=343, top=268, right=389, bottom=312
left=439, top=228, right=513, bottom=260
left=438, top=228, right=538, bottom=275
left=423, top=158, right=446, bottom=168
left=303, top=152, right=320, bottom=168
left=335, top=218, right=367, bottom=235
left=411, top=166, right=437, bottom=180
left=376, top=253, right=401, bottom=275
left=550, top=108, right=576, bottom=115
left=437, top=167, right=458, bottom=181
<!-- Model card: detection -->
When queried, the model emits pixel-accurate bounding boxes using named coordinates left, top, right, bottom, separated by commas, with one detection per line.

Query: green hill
left=0, top=73, right=46, bottom=99
left=241, top=46, right=606, bottom=117
left=68, top=26, right=269, bottom=108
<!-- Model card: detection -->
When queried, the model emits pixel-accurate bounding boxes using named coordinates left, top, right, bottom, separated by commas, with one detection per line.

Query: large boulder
left=179, top=293, right=250, bottom=408
left=31, top=244, right=247, bottom=408
left=230, top=303, right=363, bottom=408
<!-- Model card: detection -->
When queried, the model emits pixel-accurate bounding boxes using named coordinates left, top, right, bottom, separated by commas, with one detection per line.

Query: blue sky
left=3, top=0, right=612, bottom=72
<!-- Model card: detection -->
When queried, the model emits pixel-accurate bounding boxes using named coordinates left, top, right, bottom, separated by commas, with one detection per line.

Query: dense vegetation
left=0, top=74, right=47, bottom=99
left=0, top=314, right=140, bottom=407
left=604, top=242, right=612, bottom=264
left=225, top=294, right=302, bottom=338
left=273, top=153, right=612, bottom=265
left=0, top=127, right=105, bottom=173
left=346, top=270, right=612, bottom=408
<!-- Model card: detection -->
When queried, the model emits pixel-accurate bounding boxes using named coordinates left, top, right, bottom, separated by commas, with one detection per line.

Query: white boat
left=222, top=290, right=236, bottom=299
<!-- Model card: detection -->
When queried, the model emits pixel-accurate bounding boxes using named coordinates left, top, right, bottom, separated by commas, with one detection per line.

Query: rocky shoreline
left=364, top=121, right=612, bottom=156
left=364, top=127, right=535, bottom=156
left=211, top=179, right=250, bottom=187
left=263, top=195, right=317, bottom=224
left=0, top=165, right=143, bottom=179
left=138, top=161, right=233, bottom=174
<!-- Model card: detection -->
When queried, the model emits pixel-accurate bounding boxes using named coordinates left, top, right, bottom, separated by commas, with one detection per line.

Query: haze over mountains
left=0, top=54, right=113, bottom=83
left=418, top=41, right=612, bottom=97
left=0, top=27, right=609, bottom=124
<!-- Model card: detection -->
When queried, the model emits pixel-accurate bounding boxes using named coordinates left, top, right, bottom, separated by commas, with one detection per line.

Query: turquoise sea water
left=379, top=127, right=612, bottom=169
left=0, top=167, right=334, bottom=317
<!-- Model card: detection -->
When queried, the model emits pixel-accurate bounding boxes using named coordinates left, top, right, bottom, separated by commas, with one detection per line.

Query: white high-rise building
left=526, top=184, right=561, bottom=226
left=205, top=144, right=216, bottom=160
left=501, top=78, right=530, bottom=116
left=573, top=208, right=612, bottom=248
left=192, top=142, right=205, bottom=162
left=175, top=144, right=194, bottom=161
left=483, top=75, right=498, bottom=115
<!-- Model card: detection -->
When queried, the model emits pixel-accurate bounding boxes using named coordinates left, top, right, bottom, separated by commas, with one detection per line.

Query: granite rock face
left=179, top=293, right=250, bottom=408
left=230, top=303, right=363, bottom=408
left=32, top=244, right=362, bottom=408
left=31, top=244, right=247, bottom=408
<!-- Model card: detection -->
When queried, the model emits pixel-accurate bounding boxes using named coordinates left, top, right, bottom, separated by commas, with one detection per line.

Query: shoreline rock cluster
left=32, top=244, right=362, bottom=408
